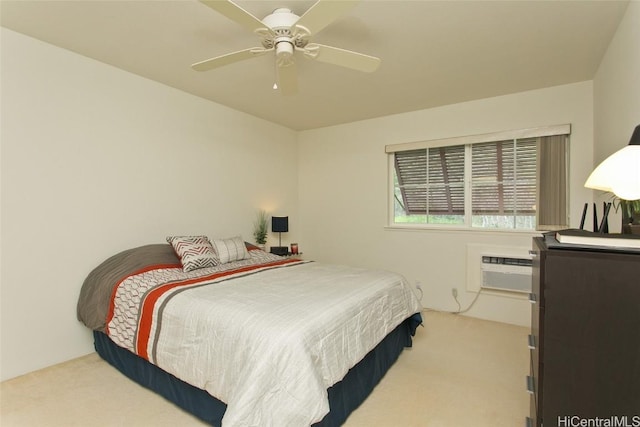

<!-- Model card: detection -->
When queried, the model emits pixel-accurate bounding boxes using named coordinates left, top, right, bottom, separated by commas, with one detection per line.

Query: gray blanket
left=77, top=244, right=180, bottom=332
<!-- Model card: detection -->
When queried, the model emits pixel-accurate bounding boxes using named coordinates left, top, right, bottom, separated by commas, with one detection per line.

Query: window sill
left=384, top=224, right=544, bottom=237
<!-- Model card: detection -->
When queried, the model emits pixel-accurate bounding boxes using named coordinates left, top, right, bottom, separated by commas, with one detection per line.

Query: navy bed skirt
left=94, top=313, right=422, bottom=426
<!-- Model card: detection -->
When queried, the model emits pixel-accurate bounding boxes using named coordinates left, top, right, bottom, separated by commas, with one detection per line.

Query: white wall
left=0, top=29, right=298, bottom=381
left=589, top=1, right=640, bottom=232
left=298, top=81, right=594, bottom=327
left=594, top=2, right=640, bottom=172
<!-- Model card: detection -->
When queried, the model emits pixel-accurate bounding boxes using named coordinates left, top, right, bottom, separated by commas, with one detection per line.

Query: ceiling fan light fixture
left=275, top=41, right=294, bottom=66
left=262, top=8, right=298, bottom=30
left=195, top=0, right=382, bottom=96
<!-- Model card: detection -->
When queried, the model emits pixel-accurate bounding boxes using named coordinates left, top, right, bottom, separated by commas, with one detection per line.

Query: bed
left=77, top=237, right=423, bottom=427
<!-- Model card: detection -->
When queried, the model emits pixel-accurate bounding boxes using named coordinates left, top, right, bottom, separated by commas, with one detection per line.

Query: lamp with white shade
left=585, top=124, right=640, bottom=233
left=584, top=124, right=640, bottom=200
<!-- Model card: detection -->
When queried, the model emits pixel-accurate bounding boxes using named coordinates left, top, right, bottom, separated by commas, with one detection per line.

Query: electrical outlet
left=452, top=288, right=458, bottom=298
left=414, top=281, right=424, bottom=302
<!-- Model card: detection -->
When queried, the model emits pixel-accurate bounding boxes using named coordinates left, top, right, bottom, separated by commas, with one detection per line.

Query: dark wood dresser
left=527, top=236, right=640, bottom=427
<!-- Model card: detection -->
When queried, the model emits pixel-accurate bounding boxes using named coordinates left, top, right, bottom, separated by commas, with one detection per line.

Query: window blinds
left=390, top=125, right=570, bottom=230
left=471, top=138, right=537, bottom=215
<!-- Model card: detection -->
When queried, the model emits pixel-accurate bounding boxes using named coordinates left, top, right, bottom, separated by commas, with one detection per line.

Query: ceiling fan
left=192, top=0, right=381, bottom=95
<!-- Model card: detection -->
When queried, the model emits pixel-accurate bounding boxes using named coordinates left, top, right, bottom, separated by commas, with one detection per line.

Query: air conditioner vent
left=481, top=255, right=532, bottom=294
left=482, top=256, right=532, bottom=267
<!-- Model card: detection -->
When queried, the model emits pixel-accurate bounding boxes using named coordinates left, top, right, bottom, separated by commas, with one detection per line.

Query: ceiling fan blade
left=199, top=0, right=270, bottom=34
left=277, top=62, right=298, bottom=96
left=192, top=47, right=269, bottom=72
left=295, top=0, right=359, bottom=36
left=303, top=43, right=381, bottom=73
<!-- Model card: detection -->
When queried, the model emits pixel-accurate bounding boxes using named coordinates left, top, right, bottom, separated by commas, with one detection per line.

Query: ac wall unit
left=481, top=255, right=532, bottom=294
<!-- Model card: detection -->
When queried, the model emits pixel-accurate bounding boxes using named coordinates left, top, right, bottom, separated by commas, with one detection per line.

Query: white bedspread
left=109, top=259, right=422, bottom=427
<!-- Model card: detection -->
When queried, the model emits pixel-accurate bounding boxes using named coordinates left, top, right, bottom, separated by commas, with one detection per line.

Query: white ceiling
left=1, top=0, right=629, bottom=131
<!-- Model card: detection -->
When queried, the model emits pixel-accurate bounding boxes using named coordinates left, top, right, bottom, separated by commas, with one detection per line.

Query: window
left=388, top=125, right=570, bottom=230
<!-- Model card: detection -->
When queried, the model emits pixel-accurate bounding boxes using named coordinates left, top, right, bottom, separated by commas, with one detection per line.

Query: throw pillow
left=166, top=235, right=218, bottom=272
left=211, top=236, right=250, bottom=264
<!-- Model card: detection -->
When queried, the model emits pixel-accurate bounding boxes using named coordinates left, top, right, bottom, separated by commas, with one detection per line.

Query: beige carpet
left=1, top=311, right=530, bottom=426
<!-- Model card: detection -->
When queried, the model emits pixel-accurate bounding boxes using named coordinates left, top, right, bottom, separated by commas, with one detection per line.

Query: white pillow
left=212, top=236, right=249, bottom=264
left=166, top=235, right=219, bottom=272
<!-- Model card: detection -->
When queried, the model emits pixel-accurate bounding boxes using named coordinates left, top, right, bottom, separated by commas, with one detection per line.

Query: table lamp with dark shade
left=270, top=216, right=289, bottom=255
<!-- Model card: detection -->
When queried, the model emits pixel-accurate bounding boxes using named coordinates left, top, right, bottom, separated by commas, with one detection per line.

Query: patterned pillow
left=166, top=235, right=219, bottom=272
left=211, top=236, right=250, bottom=264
